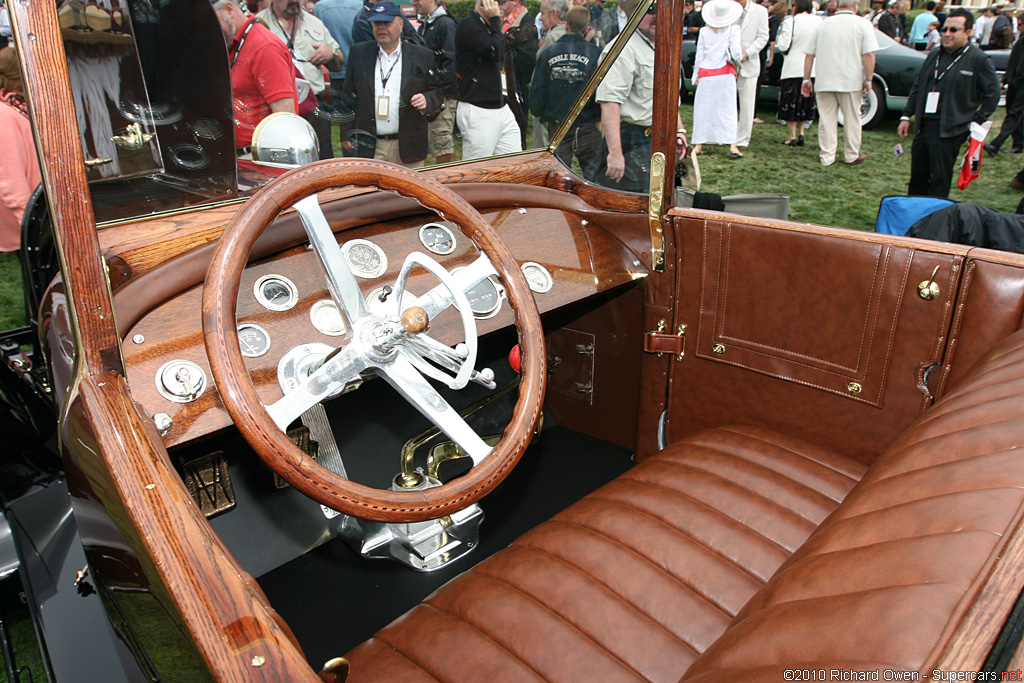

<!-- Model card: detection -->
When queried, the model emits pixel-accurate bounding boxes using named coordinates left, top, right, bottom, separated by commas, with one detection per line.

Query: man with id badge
left=339, top=1, right=443, bottom=167
left=898, top=8, right=1000, bottom=198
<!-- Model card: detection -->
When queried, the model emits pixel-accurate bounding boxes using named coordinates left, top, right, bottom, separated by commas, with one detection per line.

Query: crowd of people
left=216, top=0, right=679, bottom=190
left=687, top=0, right=1005, bottom=199
left=0, top=0, right=1021, bottom=255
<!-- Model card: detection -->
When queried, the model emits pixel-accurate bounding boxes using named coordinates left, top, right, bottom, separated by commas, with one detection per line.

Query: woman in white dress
left=691, top=0, right=744, bottom=158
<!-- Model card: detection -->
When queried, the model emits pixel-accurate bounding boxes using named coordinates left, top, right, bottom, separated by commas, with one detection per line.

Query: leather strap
left=644, top=332, right=685, bottom=356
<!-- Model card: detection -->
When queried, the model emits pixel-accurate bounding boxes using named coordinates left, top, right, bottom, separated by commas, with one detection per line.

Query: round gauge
left=521, top=262, right=553, bottom=293
left=452, top=268, right=504, bottom=318
left=342, top=239, right=388, bottom=278
left=418, top=223, right=457, bottom=255
left=310, top=299, right=347, bottom=336
left=237, top=323, right=271, bottom=358
left=254, top=274, right=299, bottom=311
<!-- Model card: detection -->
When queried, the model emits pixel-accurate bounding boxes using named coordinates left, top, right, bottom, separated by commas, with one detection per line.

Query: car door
left=656, top=211, right=969, bottom=466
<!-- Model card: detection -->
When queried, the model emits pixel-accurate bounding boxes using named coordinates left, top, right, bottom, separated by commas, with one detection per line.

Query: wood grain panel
left=99, top=155, right=651, bottom=280
left=124, top=207, right=642, bottom=448
left=64, top=373, right=319, bottom=681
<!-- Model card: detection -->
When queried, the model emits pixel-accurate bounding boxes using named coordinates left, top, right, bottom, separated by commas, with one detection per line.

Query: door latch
left=644, top=321, right=687, bottom=361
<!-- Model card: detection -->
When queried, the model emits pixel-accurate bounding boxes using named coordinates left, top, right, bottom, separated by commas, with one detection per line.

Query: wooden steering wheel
left=202, top=159, right=546, bottom=523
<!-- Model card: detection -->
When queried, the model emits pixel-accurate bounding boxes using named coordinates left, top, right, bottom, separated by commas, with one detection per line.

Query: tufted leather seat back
left=683, top=328, right=1024, bottom=681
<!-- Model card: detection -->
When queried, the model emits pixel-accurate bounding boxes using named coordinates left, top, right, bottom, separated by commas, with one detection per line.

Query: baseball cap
left=368, top=0, right=401, bottom=20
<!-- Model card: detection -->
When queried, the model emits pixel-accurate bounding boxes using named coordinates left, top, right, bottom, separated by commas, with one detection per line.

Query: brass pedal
left=182, top=452, right=236, bottom=518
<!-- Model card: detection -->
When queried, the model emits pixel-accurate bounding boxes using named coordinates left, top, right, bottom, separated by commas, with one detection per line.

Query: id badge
left=500, top=71, right=508, bottom=97
left=925, top=91, right=940, bottom=115
left=377, top=95, right=390, bottom=119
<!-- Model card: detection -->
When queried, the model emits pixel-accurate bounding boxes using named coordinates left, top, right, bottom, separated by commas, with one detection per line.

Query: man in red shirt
left=213, top=0, right=297, bottom=153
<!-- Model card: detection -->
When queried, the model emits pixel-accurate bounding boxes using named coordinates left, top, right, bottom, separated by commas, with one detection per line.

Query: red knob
left=508, top=344, right=521, bottom=374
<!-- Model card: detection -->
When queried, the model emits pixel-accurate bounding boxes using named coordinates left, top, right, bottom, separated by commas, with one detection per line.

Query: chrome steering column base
left=336, top=474, right=484, bottom=572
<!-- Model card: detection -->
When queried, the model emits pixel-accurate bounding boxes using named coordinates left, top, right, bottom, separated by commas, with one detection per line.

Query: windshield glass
left=59, top=0, right=653, bottom=225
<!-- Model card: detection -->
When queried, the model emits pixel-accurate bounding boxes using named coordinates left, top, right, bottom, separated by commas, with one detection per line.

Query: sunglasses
left=940, top=26, right=964, bottom=33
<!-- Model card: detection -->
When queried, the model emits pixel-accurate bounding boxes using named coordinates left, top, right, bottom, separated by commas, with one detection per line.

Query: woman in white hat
left=691, top=0, right=744, bottom=158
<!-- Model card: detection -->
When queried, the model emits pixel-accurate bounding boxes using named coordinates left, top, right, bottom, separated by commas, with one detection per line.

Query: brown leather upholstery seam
left=527, top=519, right=738, bottom=621
left=487, top=542, right=708, bottom=655
left=629, top=463, right=820, bottom=535
left=585, top=491, right=776, bottom=584
left=690, top=427, right=867, bottom=483
left=356, top=638, right=442, bottom=682
left=666, top=446, right=854, bottom=509
left=436, top=572, right=649, bottom=681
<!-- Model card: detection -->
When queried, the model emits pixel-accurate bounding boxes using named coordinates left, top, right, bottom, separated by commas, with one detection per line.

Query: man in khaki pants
left=801, top=0, right=877, bottom=166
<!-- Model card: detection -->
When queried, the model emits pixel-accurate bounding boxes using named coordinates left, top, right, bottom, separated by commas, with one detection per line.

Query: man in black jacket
left=414, top=0, right=457, bottom=163
left=877, top=0, right=905, bottom=43
left=897, top=8, right=1000, bottom=198
left=455, top=0, right=522, bottom=159
left=339, top=1, right=443, bottom=167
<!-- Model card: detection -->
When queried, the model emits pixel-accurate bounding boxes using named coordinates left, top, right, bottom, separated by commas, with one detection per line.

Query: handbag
left=677, top=148, right=701, bottom=192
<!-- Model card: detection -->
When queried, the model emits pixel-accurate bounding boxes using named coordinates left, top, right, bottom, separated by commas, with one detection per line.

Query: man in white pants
left=802, top=0, right=878, bottom=166
left=733, top=0, right=768, bottom=150
left=454, top=0, right=523, bottom=160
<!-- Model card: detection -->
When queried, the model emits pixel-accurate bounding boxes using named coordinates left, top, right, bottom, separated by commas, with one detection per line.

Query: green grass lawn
left=681, top=100, right=1024, bottom=230
left=3, top=103, right=1022, bottom=333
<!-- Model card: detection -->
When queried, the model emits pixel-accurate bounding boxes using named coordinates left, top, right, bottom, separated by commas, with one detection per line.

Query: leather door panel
left=666, top=217, right=962, bottom=465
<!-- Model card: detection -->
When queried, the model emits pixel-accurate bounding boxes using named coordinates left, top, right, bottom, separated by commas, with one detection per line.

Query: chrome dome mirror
left=251, top=113, right=319, bottom=167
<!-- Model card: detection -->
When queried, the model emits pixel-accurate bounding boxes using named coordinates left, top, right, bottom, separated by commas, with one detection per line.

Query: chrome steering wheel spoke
left=266, top=345, right=367, bottom=431
left=293, top=194, right=368, bottom=328
left=411, top=253, right=498, bottom=321
left=377, top=353, right=493, bottom=465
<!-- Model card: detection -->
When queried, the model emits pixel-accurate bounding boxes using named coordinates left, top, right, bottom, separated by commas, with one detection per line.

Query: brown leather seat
left=346, top=329, right=1024, bottom=682
left=345, top=426, right=867, bottom=682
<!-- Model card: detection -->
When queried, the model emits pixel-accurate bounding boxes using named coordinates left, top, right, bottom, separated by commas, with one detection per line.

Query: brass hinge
left=648, top=152, right=667, bottom=273
left=643, top=321, right=686, bottom=361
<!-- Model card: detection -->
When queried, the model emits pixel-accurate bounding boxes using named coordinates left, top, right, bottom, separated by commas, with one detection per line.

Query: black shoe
left=797, top=135, right=805, bottom=147
left=1009, top=147, right=1024, bottom=154
left=985, top=142, right=1000, bottom=156
left=1010, top=178, right=1024, bottom=191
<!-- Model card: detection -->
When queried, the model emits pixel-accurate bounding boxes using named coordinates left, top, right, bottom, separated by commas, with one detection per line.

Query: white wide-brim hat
left=702, top=0, right=743, bottom=28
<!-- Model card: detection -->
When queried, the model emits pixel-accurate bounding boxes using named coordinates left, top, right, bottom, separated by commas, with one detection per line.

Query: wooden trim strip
left=9, top=0, right=123, bottom=375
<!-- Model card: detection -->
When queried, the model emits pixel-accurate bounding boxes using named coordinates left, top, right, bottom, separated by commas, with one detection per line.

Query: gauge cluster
left=223, top=222, right=557, bottom=382
left=126, top=206, right=610, bottom=449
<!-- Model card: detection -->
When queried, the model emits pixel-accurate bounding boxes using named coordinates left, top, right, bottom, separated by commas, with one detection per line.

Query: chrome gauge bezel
left=310, top=299, right=347, bottom=336
left=521, top=262, right=553, bottom=294
left=418, top=222, right=457, bottom=255
left=237, top=323, right=271, bottom=358
left=342, top=238, right=388, bottom=279
left=451, top=267, right=505, bottom=319
left=253, top=274, right=299, bottom=311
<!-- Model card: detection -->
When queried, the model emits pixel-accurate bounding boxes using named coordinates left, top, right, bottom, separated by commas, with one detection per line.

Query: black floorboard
left=257, top=425, right=633, bottom=667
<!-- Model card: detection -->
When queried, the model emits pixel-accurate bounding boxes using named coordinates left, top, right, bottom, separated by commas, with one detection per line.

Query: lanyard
left=230, top=17, right=258, bottom=67
left=934, top=44, right=969, bottom=83
left=271, top=11, right=298, bottom=51
left=378, top=47, right=400, bottom=89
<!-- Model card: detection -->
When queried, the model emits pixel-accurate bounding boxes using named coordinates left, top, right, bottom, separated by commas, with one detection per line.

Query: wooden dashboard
left=116, top=198, right=647, bottom=448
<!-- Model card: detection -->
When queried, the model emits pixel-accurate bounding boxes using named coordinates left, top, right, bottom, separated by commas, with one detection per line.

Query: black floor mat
left=257, top=425, right=633, bottom=667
